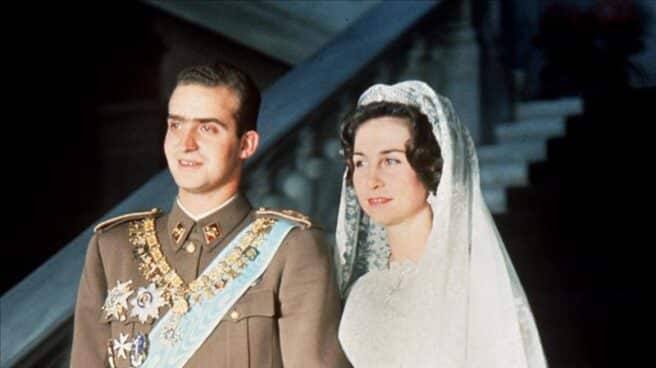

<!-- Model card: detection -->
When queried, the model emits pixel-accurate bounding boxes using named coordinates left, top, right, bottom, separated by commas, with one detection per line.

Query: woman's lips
left=368, top=197, right=392, bottom=207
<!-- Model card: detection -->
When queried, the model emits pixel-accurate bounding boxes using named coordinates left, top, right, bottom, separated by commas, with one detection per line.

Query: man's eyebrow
left=196, top=118, right=227, bottom=128
left=167, top=114, right=227, bottom=128
left=167, top=114, right=185, bottom=121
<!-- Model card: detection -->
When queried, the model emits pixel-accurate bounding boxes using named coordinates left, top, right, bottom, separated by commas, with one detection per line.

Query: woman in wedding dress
left=335, top=81, right=547, bottom=367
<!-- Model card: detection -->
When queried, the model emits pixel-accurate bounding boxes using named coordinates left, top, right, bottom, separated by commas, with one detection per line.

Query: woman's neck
left=386, top=204, right=433, bottom=263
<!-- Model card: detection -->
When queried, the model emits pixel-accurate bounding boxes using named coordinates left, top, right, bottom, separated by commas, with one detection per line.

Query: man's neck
left=177, top=188, right=239, bottom=219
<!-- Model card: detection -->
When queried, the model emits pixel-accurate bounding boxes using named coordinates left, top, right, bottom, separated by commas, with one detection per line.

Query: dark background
left=4, top=2, right=653, bottom=366
left=4, top=2, right=288, bottom=293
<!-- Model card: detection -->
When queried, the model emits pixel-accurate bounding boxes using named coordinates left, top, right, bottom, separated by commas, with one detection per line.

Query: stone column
left=424, top=0, right=482, bottom=144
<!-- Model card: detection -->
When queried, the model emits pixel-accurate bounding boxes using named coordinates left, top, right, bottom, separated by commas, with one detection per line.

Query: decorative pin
left=129, top=283, right=166, bottom=323
left=214, top=279, right=227, bottom=290
left=112, top=333, right=132, bottom=360
left=203, top=223, right=221, bottom=244
left=243, top=246, right=259, bottom=261
left=130, top=333, right=149, bottom=367
left=162, top=316, right=182, bottom=346
left=171, top=222, right=186, bottom=244
left=171, top=295, right=189, bottom=314
left=107, top=340, right=117, bottom=368
left=103, top=280, right=134, bottom=321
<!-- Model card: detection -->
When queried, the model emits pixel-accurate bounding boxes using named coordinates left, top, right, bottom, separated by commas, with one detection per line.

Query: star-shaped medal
left=103, top=280, right=134, bottom=321
left=112, top=333, right=132, bottom=360
left=129, top=283, right=166, bottom=323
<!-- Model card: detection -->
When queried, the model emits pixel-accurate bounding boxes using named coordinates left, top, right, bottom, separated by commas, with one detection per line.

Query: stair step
left=480, top=162, right=527, bottom=187
left=477, top=141, right=547, bottom=163
left=495, top=118, right=566, bottom=143
left=516, top=97, right=583, bottom=120
left=482, top=186, right=506, bottom=214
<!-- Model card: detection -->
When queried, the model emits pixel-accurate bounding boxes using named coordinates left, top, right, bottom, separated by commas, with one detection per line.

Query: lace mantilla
left=336, top=81, right=547, bottom=367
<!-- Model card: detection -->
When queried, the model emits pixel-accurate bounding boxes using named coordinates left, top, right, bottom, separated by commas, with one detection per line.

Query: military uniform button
left=184, top=240, right=196, bottom=253
left=230, top=310, right=240, bottom=320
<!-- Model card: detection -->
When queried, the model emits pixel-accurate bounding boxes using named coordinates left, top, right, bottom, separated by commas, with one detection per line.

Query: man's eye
left=200, top=125, right=218, bottom=133
left=354, top=160, right=365, bottom=168
left=168, top=121, right=180, bottom=129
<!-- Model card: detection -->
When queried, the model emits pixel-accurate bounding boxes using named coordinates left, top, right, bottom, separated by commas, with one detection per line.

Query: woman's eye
left=384, top=158, right=401, bottom=166
left=354, top=160, right=365, bottom=168
left=168, top=121, right=180, bottom=129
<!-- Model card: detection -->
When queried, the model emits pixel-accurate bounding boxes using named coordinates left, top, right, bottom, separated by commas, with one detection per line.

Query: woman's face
left=352, top=116, right=429, bottom=226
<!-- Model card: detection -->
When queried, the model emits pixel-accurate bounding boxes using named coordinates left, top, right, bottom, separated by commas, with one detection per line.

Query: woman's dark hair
left=340, top=101, right=443, bottom=193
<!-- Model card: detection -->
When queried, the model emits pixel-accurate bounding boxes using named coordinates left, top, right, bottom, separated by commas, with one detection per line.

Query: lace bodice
left=339, top=262, right=437, bottom=367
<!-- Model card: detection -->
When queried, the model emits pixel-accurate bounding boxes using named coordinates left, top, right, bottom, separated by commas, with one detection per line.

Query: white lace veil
left=335, top=81, right=547, bottom=367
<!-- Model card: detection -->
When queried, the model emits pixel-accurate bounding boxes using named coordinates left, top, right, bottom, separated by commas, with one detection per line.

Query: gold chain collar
left=128, top=216, right=277, bottom=317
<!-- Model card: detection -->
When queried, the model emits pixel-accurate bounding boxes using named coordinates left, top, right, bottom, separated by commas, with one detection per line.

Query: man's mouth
left=178, top=159, right=202, bottom=168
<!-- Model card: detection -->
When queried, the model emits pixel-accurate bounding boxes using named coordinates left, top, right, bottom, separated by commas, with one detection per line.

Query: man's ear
left=239, top=130, right=259, bottom=159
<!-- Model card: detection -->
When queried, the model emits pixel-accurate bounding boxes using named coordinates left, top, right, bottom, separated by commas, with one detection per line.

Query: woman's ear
left=239, top=130, right=259, bottom=159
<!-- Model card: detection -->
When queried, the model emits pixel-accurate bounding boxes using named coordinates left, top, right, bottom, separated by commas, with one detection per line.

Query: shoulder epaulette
left=255, top=208, right=313, bottom=229
left=94, top=208, right=161, bottom=233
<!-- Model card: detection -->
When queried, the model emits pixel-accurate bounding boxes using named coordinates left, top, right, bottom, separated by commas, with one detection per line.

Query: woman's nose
left=367, top=167, right=383, bottom=189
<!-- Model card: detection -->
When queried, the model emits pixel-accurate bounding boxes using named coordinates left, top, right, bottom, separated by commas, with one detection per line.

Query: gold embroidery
left=94, top=208, right=160, bottom=233
left=128, top=216, right=277, bottom=342
left=107, top=340, right=117, bottom=368
left=256, top=208, right=312, bottom=229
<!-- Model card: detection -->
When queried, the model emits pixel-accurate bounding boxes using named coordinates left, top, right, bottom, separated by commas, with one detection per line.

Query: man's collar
left=176, top=194, right=238, bottom=222
left=167, top=194, right=251, bottom=251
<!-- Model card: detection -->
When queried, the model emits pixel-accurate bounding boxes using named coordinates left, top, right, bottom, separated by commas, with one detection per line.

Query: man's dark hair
left=176, top=62, right=260, bottom=137
left=340, top=101, right=443, bottom=193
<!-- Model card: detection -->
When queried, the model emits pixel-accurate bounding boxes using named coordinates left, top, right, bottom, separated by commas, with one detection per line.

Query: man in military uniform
left=71, top=63, right=348, bottom=367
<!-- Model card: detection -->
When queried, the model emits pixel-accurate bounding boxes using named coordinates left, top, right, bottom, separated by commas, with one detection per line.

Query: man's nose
left=182, top=127, right=198, bottom=151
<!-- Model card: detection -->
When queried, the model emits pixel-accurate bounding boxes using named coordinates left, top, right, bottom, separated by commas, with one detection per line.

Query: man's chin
left=173, top=179, right=206, bottom=194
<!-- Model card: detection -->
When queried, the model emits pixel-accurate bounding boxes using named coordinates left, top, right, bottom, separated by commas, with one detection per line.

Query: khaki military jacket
left=71, top=194, right=348, bottom=367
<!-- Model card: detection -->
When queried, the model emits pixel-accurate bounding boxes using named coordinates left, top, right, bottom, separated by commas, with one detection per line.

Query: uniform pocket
left=224, top=288, right=275, bottom=322
left=225, top=288, right=277, bottom=368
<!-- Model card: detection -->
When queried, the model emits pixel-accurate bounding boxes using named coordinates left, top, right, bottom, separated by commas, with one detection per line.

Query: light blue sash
left=141, top=218, right=297, bottom=367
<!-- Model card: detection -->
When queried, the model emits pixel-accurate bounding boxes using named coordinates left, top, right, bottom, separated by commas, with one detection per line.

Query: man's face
left=164, top=84, right=245, bottom=196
